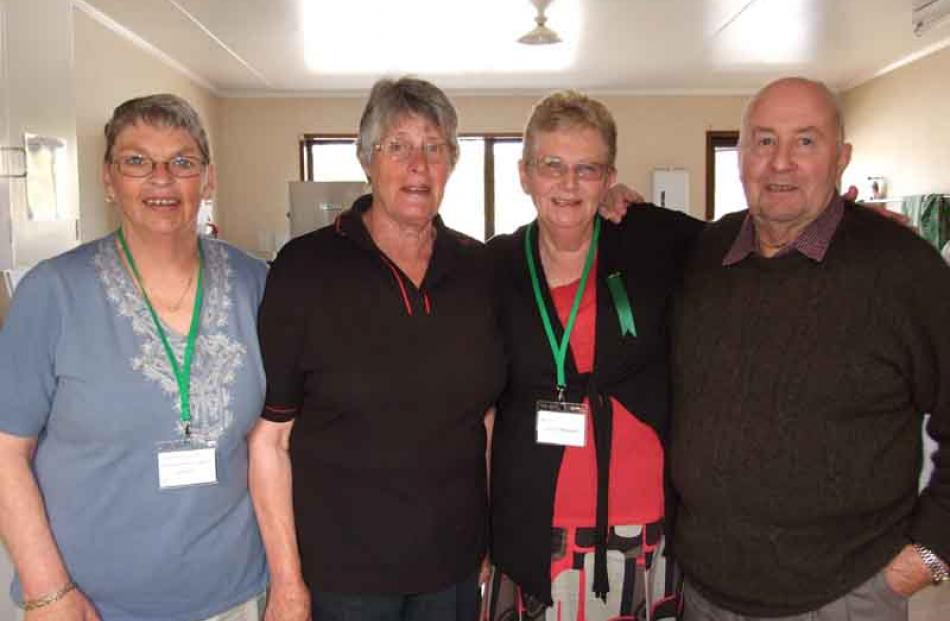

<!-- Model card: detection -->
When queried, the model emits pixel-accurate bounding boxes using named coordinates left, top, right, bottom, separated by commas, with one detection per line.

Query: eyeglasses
left=113, top=154, right=206, bottom=178
left=531, top=155, right=611, bottom=181
left=374, top=139, right=451, bottom=164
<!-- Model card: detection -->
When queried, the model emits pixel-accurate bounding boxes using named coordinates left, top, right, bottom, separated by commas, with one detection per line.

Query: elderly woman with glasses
left=0, top=94, right=268, bottom=621
left=483, top=91, right=703, bottom=621
left=250, top=77, right=505, bottom=621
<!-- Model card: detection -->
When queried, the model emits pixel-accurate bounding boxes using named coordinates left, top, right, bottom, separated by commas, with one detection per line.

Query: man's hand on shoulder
left=599, top=184, right=644, bottom=224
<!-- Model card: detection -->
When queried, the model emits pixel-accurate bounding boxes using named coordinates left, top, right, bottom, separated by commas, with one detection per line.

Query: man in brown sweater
left=671, top=77, right=949, bottom=620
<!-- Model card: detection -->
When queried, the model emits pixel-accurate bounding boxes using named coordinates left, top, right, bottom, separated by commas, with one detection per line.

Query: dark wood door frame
left=705, top=130, right=740, bottom=221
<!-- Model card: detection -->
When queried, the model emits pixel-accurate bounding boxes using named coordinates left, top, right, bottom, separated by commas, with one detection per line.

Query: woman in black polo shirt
left=249, top=77, right=505, bottom=621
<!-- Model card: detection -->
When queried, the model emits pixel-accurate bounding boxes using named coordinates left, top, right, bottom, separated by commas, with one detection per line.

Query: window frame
left=705, top=130, right=740, bottom=221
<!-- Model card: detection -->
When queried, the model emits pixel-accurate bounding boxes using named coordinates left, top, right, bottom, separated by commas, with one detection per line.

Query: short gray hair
left=104, top=94, right=211, bottom=163
left=356, top=77, right=459, bottom=169
left=739, top=77, right=846, bottom=147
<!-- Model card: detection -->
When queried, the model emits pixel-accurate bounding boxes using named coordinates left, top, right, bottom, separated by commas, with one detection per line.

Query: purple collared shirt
left=722, top=196, right=845, bottom=266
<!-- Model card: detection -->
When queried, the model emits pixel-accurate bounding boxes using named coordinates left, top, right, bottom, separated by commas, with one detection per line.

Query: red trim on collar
left=381, top=257, right=413, bottom=316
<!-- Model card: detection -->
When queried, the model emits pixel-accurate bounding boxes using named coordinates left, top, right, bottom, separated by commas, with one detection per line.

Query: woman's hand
left=249, top=420, right=311, bottom=620
left=862, top=203, right=911, bottom=227
left=264, top=580, right=312, bottom=621
left=25, top=588, right=100, bottom=621
left=1, top=433, right=94, bottom=621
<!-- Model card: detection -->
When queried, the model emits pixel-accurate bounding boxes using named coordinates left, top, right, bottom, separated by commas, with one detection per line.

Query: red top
left=548, top=262, right=664, bottom=527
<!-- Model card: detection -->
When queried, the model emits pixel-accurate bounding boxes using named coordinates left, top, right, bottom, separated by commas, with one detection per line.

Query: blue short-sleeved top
left=0, top=233, right=268, bottom=621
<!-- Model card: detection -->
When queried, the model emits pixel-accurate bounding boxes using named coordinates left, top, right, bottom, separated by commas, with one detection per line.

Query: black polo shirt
left=258, top=194, right=505, bottom=594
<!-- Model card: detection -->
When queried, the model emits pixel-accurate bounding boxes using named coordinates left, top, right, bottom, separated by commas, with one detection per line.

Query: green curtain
left=901, top=194, right=950, bottom=251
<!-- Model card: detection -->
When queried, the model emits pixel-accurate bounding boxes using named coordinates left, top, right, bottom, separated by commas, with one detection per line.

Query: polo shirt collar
left=335, top=193, right=460, bottom=288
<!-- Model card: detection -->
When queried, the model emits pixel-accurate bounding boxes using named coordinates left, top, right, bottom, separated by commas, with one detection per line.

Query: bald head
left=740, top=77, right=845, bottom=148
left=736, top=76, right=853, bottom=243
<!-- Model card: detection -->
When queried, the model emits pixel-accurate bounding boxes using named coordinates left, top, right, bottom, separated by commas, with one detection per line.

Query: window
left=705, top=131, right=746, bottom=221
left=300, top=135, right=536, bottom=241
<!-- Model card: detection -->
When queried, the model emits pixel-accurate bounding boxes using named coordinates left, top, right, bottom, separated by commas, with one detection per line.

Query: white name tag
left=157, top=443, right=218, bottom=489
left=536, top=400, right=588, bottom=447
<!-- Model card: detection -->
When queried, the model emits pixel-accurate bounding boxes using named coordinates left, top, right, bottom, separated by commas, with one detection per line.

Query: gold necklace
left=114, top=236, right=198, bottom=313
left=158, top=268, right=196, bottom=313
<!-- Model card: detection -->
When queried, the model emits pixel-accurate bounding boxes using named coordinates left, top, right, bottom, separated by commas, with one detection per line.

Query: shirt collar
left=722, top=195, right=844, bottom=266
left=335, top=193, right=460, bottom=287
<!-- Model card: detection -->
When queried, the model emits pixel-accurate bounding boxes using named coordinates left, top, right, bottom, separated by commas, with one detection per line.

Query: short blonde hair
left=522, top=90, right=617, bottom=166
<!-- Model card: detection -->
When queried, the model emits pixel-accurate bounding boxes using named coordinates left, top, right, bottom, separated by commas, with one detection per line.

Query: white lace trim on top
left=93, top=236, right=246, bottom=441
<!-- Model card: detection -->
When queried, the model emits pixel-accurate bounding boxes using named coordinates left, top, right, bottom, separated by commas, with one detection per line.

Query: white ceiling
left=75, top=0, right=950, bottom=96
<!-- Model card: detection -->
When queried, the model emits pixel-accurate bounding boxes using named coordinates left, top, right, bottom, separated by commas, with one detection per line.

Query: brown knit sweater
left=670, top=203, right=950, bottom=616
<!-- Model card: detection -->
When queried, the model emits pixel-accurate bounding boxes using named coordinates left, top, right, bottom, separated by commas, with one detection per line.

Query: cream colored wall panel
left=842, top=46, right=950, bottom=201
left=72, top=7, right=219, bottom=242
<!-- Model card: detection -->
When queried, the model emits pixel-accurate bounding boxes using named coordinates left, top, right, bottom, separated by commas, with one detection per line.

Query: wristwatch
left=913, top=543, right=950, bottom=585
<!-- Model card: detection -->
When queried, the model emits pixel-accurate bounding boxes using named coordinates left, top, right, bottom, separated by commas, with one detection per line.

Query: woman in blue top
left=0, top=94, right=267, bottom=621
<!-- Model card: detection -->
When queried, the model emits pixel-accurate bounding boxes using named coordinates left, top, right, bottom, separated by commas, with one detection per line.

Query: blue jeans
left=312, top=573, right=480, bottom=621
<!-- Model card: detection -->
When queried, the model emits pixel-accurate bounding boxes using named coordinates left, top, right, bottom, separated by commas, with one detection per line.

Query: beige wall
left=842, top=45, right=950, bottom=200
left=216, top=93, right=747, bottom=254
left=72, top=7, right=219, bottom=242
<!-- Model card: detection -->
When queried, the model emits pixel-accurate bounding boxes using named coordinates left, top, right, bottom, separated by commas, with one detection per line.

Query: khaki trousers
left=198, top=592, right=266, bottom=621
left=683, top=572, right=907, bottom=621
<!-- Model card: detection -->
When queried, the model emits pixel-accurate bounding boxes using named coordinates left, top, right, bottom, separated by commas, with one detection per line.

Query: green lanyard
left=524, top=217, right=601, bottom=400
left=117, top=228, right=204, bottom=437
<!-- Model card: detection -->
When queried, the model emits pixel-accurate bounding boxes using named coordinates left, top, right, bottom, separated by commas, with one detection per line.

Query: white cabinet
left=0, top=0, right=80, bottom=272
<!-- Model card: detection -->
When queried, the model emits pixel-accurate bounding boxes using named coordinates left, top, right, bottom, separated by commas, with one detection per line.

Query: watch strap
left=913, top=543, right=950, bottom=585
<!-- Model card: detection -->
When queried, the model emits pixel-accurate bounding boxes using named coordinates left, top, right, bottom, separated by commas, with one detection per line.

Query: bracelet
left=20, top=580, right=76, bottom=611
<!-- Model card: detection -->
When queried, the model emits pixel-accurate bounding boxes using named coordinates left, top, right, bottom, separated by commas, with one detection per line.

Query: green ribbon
left=606, top=272, right=637, bottom=338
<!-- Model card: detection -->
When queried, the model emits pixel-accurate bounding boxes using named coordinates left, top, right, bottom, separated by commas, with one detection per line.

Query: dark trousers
left=311, top=573, right=480, bottom=621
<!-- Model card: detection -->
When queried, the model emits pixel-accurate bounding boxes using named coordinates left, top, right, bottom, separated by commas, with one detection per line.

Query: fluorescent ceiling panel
left=709, top=0, right=817, bottom=66
left=301, top=0, right=581, bottom=75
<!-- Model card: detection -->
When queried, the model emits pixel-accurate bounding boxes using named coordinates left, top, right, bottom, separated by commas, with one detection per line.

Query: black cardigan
left=487, top=204, right=702, bottom=603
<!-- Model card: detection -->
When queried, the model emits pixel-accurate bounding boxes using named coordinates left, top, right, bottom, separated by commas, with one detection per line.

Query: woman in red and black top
left=484, top=91, right=701, bottom=621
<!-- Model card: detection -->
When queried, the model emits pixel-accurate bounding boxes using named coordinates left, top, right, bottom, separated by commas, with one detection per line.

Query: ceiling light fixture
left=913, top=0, right=950, bottom=36
left=518, top=0, right=562, bottom=45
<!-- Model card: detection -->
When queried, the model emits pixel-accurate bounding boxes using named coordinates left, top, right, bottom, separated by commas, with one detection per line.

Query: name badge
left=536, top=400, right=588, bottom=447
left=156, top=439, right=218, bottom=489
